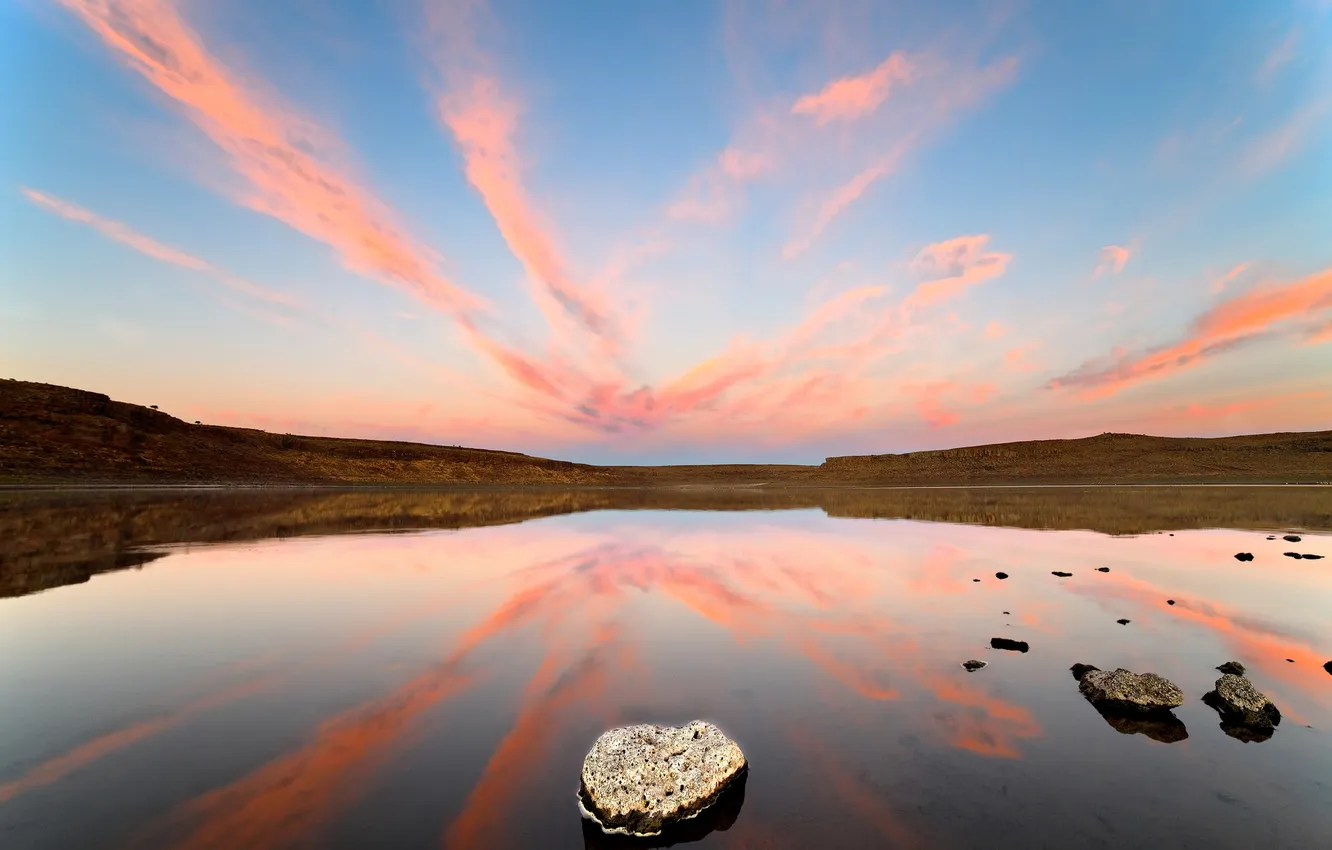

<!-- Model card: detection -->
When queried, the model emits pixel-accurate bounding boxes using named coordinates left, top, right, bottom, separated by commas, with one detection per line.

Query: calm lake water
left=2, top=487, right=1331, bottom=849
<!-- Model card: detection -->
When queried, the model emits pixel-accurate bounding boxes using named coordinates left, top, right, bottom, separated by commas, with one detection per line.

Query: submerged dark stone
left=1166, top=599, right=1176, bottom=605
left=1051, top=571, right=1073, bottom=577
left=1266, top=536, right=1276, bottom=540
left=990, top=637, right=1029, bottom=653
left=1301, top=553, right=1324, bottom=559
left=995, top=572, right=1009, bottom=580
left=1283, top=552, right=1302, bottom=559
left=1070, top=663, right=1100, bottom=681
left=1096, top=567, right=1110, bottom=573
left=1091, top=702, right=1189, bottom=744
left=973, top=579, right=981, bottom=582
left=961, top=660, right=987, bottom=672
left=1234, top=552, right=1254, bottom=562
left=1283, top=535, right=1301, bottom=542
left=1216, top=661, right=1246, bottom=676
left=1116, top=618, right=1131, bottom=625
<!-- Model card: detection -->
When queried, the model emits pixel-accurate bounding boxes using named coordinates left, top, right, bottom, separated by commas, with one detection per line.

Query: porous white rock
left=578, top=720, right=747, bottom=837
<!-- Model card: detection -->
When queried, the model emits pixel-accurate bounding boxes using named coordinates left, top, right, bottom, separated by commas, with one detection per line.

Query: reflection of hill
left=2, top=486, right=1329, bottom=598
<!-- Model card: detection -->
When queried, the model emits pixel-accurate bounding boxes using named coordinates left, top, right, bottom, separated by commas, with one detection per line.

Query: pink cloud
left=781, top=154, right=903, bottom=260
left=23, top=187, right=296, bottom=309
left=903, top=235, right=1011, bottom=310
left=1255, top=28, right=1299, bottom=83
left=1092, top=244, right=1130, bottom=277
left=1242, top=97, right=1331, bottom=176
left=1052, top=265, right=1332, bottom=399
left=1003, top=342, right=1041, bottom=373
left=437, top=76, right=620, bottom=352
left=791, top=52, right=915, bottom=125
left=1213, top=262, right=1249, bottom=294
left=982, top=320, right=1008, bottom=340
left=54, top=0, right=486, bottom=321
left=906, top=381, right=995, bottom=429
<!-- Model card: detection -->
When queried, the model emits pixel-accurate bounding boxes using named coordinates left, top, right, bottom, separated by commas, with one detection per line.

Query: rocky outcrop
left=1078, top=668, right=1185, bottom=712
left=1202, top=674, right=1281, bottom=732
left=579, top=721, right=747, bottom=838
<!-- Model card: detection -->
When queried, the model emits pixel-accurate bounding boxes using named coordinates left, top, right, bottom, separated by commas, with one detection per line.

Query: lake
left=2, top=487, right=1331, bottom=849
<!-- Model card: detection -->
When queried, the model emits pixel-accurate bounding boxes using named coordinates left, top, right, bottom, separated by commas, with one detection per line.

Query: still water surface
left=2, top=488, right=1331, bottom=849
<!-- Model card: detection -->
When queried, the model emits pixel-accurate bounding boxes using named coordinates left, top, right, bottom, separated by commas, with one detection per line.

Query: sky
left=1, top=0, right=1330, bottom=464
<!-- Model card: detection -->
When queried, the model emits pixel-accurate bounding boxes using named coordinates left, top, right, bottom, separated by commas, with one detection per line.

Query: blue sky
left=2, top=0, right=1330, bottom=463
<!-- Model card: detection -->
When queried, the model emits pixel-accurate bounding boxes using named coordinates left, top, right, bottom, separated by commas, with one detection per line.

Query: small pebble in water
left=1096, top=567, right=1110, bottom=573
left=995, top=572, right=1009, bottom=580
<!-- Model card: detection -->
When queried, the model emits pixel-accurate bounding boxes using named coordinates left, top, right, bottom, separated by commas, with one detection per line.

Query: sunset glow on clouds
left=3, top=0, right=1330, bottom=462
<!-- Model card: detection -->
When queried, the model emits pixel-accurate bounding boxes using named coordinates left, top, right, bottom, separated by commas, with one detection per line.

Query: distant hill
left=1, top=378, right=1329, bottom=485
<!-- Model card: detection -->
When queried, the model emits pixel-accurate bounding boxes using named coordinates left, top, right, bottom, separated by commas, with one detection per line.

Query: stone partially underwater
left=1077, top=667, right=1185, bottom=712
left=579, top=721, right=748, bottom=838
left=1203, top=674, right=1281, bottom=742
left=580, top=774, right=747, bottom=849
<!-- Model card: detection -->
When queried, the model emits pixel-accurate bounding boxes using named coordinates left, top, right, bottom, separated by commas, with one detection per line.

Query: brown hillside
left=824, top=431, right=1332, bottom=484
left=1, top=378, right=1329, bottom=484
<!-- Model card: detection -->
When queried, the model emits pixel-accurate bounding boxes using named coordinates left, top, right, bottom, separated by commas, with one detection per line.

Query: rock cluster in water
left=1077, top=668, right=1185, bottom=712
left=1203, top=674, right=1281, bottom=732
left=579, top=720, right=747, bottom=837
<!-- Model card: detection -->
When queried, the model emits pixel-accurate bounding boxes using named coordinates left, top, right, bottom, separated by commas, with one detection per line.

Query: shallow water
left=2, top=487, right=1331, bottom=849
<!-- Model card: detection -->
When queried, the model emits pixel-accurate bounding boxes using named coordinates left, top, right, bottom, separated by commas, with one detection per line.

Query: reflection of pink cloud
left=0, top=674, right=278, bottom=805
left=1052, top=266, right=1332, bottom=398
left=791, top=52, right=915, bottom=124
left=982, top=320, right=1009, bottom=340
left=1093, top=244, right=1130, bottom=277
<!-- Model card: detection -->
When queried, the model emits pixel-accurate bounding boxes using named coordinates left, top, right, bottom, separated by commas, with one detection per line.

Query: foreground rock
left=580, top=721, right=747, bottom=837
left=990, top=637, right=1029, bottom=653
left=1078, top=668, right=1185, bottom=712
left=581, top=773, right=747, bottom=849
left=1216, top=661, right=1246, bottom=676
left=1203, top=674, right=1281, bottom=731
